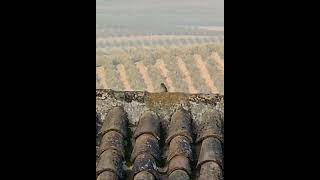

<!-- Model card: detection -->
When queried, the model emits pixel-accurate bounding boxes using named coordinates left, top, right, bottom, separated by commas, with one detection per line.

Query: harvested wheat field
left=96, top=43, right=224, bottom=94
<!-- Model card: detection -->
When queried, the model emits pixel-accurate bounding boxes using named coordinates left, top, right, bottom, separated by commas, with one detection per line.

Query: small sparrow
left=160, top=83, right=168, bottom=92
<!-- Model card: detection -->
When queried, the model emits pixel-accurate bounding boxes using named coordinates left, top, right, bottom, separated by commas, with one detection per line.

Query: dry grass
left=96, top=43, right=224, bottom=94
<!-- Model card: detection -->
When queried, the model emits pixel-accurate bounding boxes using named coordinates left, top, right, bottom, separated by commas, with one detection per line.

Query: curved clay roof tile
left=167, top=135, right=193, bottom=162
left=133, top=111, right=161, bottom=140
left=99, top=106, right=128, bottom=138
left=96, top=149, right=123, bottom=179
left=132, top=154, right=159, bottom=179
left=98, top=131, right=124, bottom=157
left=196, top=109, right=223, bottom=143
left=197, top=137, right=223, bottom=169
left=131, top=134, right=161, bottom=162
left=166, top=108, right=193, bottom=144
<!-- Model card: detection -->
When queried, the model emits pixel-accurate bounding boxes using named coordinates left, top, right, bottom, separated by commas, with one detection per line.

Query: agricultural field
left=96, top=43, right=224, bottom=94
left=96, top=0, right=224, bottom=94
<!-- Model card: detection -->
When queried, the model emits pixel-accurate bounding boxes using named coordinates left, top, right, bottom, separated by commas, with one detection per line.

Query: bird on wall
left=160, top=83, right=168, bottom=92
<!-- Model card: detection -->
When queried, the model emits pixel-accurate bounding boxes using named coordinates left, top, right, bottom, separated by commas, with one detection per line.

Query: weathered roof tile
left=133, top=111, right=160, bottom=140
left=99, top=106, right=128, bottom=138
left=199, top=161, right=223, bottom=180
left=197, top=137, right=223, bottom=166
left=166, top=108, right=193, bottom=144
left=96, top=106, right=128, bottom=179
left=169, top=169, right=190, bottom=180
left=131, top=134, right=161, bottom=162
left=96, top=90, right=224, bottom=180
left=132, top=154, right=158, bottom=179
left=197, top=137, right=223, bottom=168
left=167, top=135, right=193, bottom=162
left=196, top=109, right=223, bottom=143
left=134, top=171, right=155, bottom=180
left=98, top=131, right=124, bottom=157
left=131, top=111, right=161, bottom=179
left=96, top=149, right=123, bottom=179
left=168, top=155, right=191, bottom=176
left=96, top=171, right=118, bottom=180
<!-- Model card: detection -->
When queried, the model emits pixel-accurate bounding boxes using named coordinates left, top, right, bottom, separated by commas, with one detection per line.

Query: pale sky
left=96, top=0, right=224, bottom=28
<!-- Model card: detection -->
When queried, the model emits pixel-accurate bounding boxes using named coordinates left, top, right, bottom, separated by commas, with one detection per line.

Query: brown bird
left=160, top=83, right=168, bottom=92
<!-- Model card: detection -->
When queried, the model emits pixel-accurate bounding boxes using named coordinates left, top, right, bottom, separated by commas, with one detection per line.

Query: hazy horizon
left=96, top=0, right=224, bottom=33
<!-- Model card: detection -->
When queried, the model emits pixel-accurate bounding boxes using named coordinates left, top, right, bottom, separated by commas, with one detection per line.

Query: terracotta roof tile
left=96, top=106, right=128, bottom=180
left=96, top=90, right=224, bottom=180
left=199, top=162, right=223, bottom=180
left=134, top=171, right=155, bottom=180
left=96, top=149, right=123, bottom=178
left=166, top=108, right=193, bottom=144
left=168, top=169, right=190, bottom=180
left=99, top=106, right=128, bottom=138
left=197, top=137, right=223, bottom=168
left=131, top=111, right=161, bottom=179
left=98, top=131, right=124, bottom=157
left=133, top=111, right=161, bottom=140
left=168, top=135, right=193, bottom=162
left=131, top=134, right=161, bottom=162
left=97, top=171, right=118, bottom=180
left=132, top=154, right=158, bottom=179
left=196, top=109, right=223, bottom=143
left=168, top=155, right=191, bottom=176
